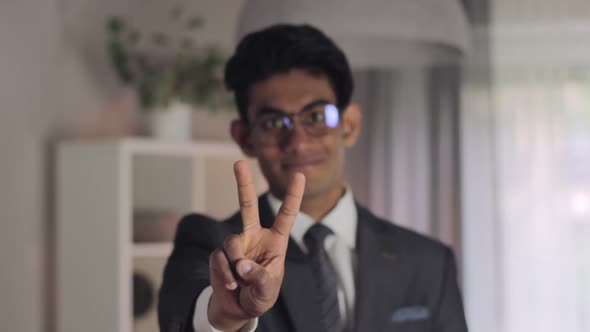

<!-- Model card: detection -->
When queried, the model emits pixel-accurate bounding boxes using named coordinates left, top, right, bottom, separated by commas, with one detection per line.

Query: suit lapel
left=354, top=206, right=410, bottom=332
left=258, top=195, right=324, bottom=332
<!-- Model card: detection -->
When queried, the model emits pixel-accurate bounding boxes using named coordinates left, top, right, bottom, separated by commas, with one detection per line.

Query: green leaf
left=152, top=33, right=168, bottom=47
left=138, top=78, right=158, bottom=110
left=187, top=16, right=203, bottom=29
left=107, top=16, right=125, bottom=35
left=107, top=40, right=132, bottom=83
left=127, top=30, right=140, bottom=45
left=169, top=6, right=183, bottom=21
left=105, top=8, right=232, bottom=111
left=181, top=38, right=193, bottom=50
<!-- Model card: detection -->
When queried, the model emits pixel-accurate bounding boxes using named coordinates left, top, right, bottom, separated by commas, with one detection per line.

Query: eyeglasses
left=249, top=102, right=341, bottom=146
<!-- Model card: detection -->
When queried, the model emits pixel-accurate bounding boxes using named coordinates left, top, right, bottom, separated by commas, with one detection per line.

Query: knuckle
left=209, top=250, right=228, bottom=272
left=255, top=271, right=270, bottom=287
left=273, top=227, right=288, bottom=237
left=239, top=197, right=256, bottom=209
left=222, top=235, right=244, bottom=263
left=244, top=294, right=267, bottom=317
left=279, top=205, right=297, bottom=217
left=285, top=190, right=300, bottom=201
left=242, top=222, right=260, bottom=232
left=223, top=234, right=240, bottom=248
left=237, top=178, right=253, bottom=187
left=248, top=281, right=276, bottom=310
left=221, top=271, right=234, bottom=283
left=209, top=249, right=223, bottom=265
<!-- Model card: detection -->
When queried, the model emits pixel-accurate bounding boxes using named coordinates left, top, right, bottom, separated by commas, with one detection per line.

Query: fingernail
left=238, top=261, right=252, bottom=276
left=226, top=281, right=237, bottom=290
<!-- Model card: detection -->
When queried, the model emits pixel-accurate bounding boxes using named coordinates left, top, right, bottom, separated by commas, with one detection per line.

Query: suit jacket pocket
left=389, top=305, right=432, bottom=331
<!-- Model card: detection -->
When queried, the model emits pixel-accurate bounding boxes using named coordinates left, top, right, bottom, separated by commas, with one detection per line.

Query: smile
left=281, top=158, right=324, bottom=172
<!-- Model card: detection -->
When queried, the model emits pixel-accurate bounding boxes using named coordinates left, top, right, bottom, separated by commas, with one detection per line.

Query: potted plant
left=106, top=7, right=230, bottom=140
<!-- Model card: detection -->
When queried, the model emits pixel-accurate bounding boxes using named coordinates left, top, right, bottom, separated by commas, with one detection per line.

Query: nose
left=280, top=116, right=309, bottom=151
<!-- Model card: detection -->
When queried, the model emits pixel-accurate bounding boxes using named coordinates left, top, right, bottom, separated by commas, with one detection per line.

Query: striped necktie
left=304, top=223, right=344, bottom=332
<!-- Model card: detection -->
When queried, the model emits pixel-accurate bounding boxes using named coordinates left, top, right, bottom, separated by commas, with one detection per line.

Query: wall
left=1, top=1, right=76, bottom=331
left=0, top=1, right=463, bottom=330
left=0, top=1, right=243, bottom=331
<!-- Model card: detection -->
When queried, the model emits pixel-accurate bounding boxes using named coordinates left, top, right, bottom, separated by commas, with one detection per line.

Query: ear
left=230, top=119, right=257, bottom=157
left=341, top=102, right=362, bottom=147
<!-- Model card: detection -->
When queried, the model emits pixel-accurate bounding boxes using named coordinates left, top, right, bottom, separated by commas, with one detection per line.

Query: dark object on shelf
left=133, top=272, right=154, bottom=318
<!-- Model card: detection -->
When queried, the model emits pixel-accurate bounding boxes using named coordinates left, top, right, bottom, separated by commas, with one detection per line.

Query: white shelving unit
left=132, top=243, right=174, bottom=258
left=57, top=138, right=266, bottom=332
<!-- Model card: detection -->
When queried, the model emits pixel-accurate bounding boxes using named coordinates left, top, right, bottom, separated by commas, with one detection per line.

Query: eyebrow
left=254, top=99, right=332, bottom=117
left=255, top=106, right=284, bottom=117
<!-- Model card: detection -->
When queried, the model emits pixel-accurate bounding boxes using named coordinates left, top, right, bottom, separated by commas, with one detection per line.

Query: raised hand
left=207, top=160, right=305, bottom=331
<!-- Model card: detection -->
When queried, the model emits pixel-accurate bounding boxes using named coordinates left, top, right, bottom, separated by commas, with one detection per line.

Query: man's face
left=232, top=69, right=360, bottom=200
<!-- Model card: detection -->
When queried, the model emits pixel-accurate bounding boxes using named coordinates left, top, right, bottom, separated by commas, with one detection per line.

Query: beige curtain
left=498, top=67, right=589, bottom=332
left=345, top=65, right=462, bottom=253
left=461, top=1, right=590, bottom=331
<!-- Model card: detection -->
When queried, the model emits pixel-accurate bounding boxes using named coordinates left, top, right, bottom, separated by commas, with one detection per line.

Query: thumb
left=236, top=259, right=271, bottom=290
left=236, top=259, right=277, bottom=314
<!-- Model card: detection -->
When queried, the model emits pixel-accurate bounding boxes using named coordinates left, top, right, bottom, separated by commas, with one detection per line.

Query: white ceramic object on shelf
left=150, top=100, right=192, bottom=141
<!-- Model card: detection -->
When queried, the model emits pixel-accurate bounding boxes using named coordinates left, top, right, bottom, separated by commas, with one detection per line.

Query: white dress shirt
left=193, top=189, right=358, bottom=332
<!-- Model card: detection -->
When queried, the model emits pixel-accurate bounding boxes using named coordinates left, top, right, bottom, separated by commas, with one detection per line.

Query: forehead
left=247, top=69, right=336, bottom=117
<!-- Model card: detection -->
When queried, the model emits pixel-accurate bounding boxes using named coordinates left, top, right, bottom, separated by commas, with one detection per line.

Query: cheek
left=255, top=148, right=282, bottom=175
left=322, top=134, right=344, bottom=162
left=327, top=138, right=349, bottom=177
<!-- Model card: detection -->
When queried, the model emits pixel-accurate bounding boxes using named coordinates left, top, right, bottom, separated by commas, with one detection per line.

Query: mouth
left=281, top=157, right=324, bottom=173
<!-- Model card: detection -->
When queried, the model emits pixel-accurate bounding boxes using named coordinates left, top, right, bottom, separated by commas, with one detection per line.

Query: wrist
left=208, top=293, right=249, bottom=332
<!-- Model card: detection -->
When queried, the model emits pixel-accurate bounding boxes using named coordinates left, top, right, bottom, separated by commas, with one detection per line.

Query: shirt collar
left=266, top=187, right=357, bottom=250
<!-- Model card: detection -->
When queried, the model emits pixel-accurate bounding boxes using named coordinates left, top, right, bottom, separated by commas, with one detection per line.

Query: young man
left=159, top=24, right=468, bottom=332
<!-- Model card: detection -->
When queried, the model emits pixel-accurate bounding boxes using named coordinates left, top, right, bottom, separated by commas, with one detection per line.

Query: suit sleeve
left=158, top=215, right=225, bottom=332
left=433, top=248, right=469, bottom=332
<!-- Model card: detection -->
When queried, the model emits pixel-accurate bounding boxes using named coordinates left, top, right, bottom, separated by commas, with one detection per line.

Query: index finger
left=234, top=160, right=261, bottom=233
left=272, top=172, right=305, bottom=237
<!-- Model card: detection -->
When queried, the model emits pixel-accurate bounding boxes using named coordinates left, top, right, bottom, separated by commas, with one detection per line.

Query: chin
left=303, top=179, right=340, bottom=198
left=302, top=187, right=322, bottom=199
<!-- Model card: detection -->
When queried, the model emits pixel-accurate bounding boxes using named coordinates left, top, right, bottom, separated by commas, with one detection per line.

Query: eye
left=258, top=116, right=285, bottom=130
left=302, top=108, right=326, bottom=126
left=310, top=110, right=325, bottom=123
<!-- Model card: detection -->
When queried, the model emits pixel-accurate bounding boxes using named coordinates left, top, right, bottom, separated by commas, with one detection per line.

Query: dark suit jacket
left=158, top=195, right=468, bottom=332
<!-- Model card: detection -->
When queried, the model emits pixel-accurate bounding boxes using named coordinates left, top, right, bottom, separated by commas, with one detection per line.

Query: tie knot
left=303, top=223, right=333, bottom=252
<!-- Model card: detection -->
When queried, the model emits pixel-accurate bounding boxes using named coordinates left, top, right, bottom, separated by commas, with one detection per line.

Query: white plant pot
left=150, top=101, right=192, bottom=141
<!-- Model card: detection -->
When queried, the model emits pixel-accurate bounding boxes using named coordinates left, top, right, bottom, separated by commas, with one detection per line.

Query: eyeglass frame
left=246, top=99, right=342, bottom=145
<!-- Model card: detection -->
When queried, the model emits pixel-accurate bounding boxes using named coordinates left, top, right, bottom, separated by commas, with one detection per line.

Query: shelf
left=132, top=243, right=174, bottom=257
left=57, top=138, right=262, bottom=332
left=59, top=137, right=243, bottom=158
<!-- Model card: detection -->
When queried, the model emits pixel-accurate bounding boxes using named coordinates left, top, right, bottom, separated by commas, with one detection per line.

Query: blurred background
left=0, top=0, right=589, bottom=331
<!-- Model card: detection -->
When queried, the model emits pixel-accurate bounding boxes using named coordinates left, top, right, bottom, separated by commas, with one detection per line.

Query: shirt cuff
left=193, top=286, right=258, bottom=332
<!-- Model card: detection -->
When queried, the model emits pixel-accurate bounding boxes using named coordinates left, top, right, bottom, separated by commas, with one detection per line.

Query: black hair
left=224, top=24, right=354, bottom=120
